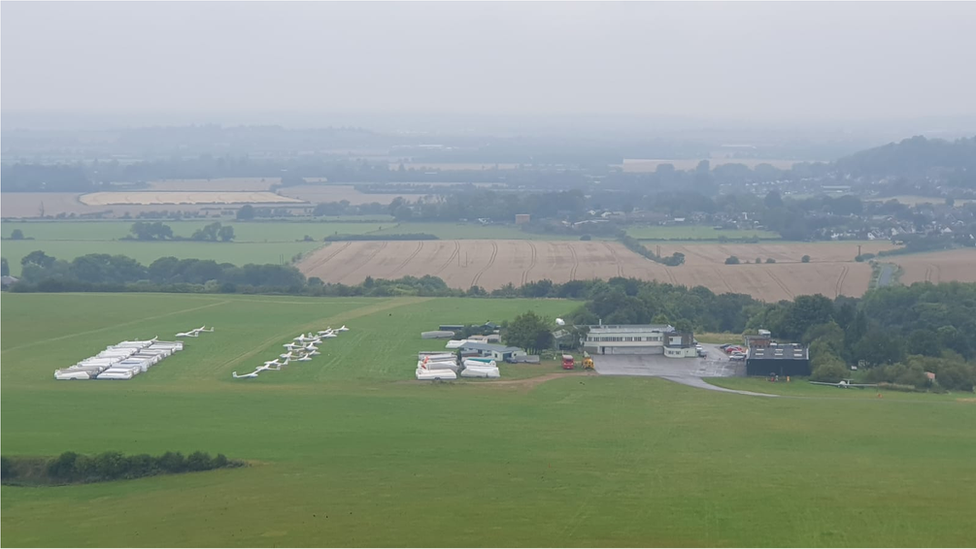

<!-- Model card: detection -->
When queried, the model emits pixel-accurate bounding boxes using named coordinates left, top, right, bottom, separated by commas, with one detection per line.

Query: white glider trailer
left=421, top=331, right=456, bottom=339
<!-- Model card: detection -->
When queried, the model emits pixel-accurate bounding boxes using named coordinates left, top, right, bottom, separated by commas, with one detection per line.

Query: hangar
left=746, top=343, right=811, bottom=377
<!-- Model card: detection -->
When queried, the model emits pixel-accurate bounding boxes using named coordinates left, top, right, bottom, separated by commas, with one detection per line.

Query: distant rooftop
left=587, top=324, right=674, bottom=334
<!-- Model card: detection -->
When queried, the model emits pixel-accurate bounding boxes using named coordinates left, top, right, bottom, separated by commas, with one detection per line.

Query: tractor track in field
left=934, top=264, right=942, bottom=283
left=664, top=268, right=678, bottom=286
left=603, top=242, right=625, bottom=278
left=834, top=265, right=849, bottom=297
left=305, top=241, right=351, bottom=271
left=356, top=241, right=388, bottom=271
left=568, top=243, right=580, bottom=280
left=2, top=299, right=232, bottom=354
left=393, top=241, right=425, bottom=276
left=521, top=241, right=538, bottom=286
left=766, top=269, right=795, bottom=299
left=434, top=240, right=461, bottom=276
left=471, top=241, right=498, bottom=288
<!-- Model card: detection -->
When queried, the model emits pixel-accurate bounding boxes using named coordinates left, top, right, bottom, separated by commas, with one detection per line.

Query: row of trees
left=617, top=235, right=686, bottom=266
left=1, top=450, right=242, bottom=485
left=127, top=221, right=235, bottom=242
left=16, top=251, right=304, bottom=289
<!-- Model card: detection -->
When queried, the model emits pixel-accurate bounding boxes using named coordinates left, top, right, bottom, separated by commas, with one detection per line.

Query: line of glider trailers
left=232, top=325, right=348, bottom=379
left=53, top=325, right=215, bottom=380
left=415, top=352, right=500, bottom=380
left=54, top=337, right=185, bottom=380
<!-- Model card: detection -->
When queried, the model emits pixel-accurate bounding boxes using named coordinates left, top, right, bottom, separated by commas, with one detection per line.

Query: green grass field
left=1, top=220, right=383, bottom=242
left=1, top=240, right=324, bottom=276
left=369, top=222, right=586, bottom=240
left=2, top=293, right=974, bottom=547
left=626, top=225, right=782, bottom=240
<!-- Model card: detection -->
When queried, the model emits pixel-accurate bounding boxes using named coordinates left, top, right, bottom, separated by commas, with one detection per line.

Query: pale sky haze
left=2, top=1, right=975, bottom=123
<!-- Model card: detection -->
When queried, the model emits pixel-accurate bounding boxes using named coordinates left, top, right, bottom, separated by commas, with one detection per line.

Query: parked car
left=729, top=354, right=746, bottom=361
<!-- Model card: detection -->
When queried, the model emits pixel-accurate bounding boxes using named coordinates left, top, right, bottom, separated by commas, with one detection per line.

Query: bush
left=46, top=451, right=79, bottom=480
left=725, top=256, right=740, bottom=265
left=186, top=451, right=214, bottom=472
left=1, top=456, right=14, bottom=480
left=801, top=255, right=811, bottom=263
left=755, top=258, right=762, bottom=264
left=811, top=358, right=848, bottom=383
left=765, top=258, right=776, bottom=264
left=579, top=234, right=592, bottom=241
left=94, top=451, right=127, bottom=479
left=155, top=451, right=186, bottom=473
left=855, top=253, right=875, bottom=262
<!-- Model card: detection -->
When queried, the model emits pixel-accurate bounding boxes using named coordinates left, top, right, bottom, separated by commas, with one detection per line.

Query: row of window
left=586, top=336, right=664, bottom=343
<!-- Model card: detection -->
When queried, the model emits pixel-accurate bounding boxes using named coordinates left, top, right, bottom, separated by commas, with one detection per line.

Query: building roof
left=587, top=324, right=674, bottom=334
left=460, top=342, right=522, bottom=353
left=748, top=344, right=808, bottom=361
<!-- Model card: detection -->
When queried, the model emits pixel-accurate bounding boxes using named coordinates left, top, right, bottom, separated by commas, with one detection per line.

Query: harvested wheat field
left=892, top=249, right=976, bottom=285
left=79, top=191, right=304, bottom=206
left=298, top=240, right=880, bottom=300
left=278, top=185, right=417, bottom=205
left=1, top=193, right=89, bottom=218
left=655, top=241, right=898, bottom=265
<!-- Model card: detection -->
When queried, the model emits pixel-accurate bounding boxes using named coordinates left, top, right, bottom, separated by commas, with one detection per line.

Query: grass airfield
left=2, top=293, right=975, bottom=547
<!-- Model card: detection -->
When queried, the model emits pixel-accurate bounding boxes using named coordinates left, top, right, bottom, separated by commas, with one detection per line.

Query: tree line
left=125, top=221, right=236, bottom=242
left=1, top=450, right=243, bottom=486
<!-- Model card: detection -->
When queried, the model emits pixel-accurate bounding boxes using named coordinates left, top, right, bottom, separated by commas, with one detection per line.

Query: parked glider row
left=232, top=325, right=349, bottom=379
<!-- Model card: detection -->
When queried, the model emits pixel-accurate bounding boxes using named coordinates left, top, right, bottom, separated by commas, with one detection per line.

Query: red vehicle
left=561, top=354, right=575, bottom=370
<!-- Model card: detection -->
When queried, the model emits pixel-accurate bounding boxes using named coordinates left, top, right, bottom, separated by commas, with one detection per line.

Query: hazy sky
left=3, top=1, right=975, bottom=123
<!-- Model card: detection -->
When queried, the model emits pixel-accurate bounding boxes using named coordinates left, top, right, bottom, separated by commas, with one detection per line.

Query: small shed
left=459, top=342, right=525, bottom=361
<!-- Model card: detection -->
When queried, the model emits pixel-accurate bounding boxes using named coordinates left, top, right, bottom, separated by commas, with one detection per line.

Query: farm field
left=387, top=162, right=522, bottom=171
left=79, top=191, right=304, bottom=206
left=279, top=184, right=419, bottom=205
left=145, top=178, right=276, bottom=191
left=369, top=222, right=586, bottom=240
left=298, top=240, right=905, bottom=300
left=654, top=241, right=897, bottom=265
left=2, top=293, right=975, bottom=547
left=1, top=241, right=322, bottom=277
left=619, top=158, right=803, bottom=171
left=891, top=249, right=976, bottom=285
left=0, top=220, right=382, bottom=242
left=627, top=225, right=781, bottom=240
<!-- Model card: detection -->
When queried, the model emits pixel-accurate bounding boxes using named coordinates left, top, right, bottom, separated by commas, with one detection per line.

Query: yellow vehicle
left=582, top=357, right=595, bottom=370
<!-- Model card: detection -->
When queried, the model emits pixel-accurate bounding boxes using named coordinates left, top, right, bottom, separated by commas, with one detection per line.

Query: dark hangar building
left=746, top=343, right=811, bottom=377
